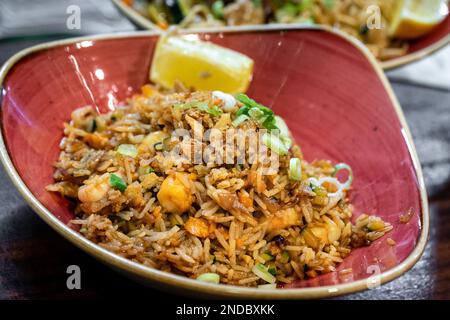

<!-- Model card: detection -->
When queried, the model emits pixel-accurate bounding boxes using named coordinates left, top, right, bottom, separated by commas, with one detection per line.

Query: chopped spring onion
left=154, top=142, right=164, bottom=151
left=173, top=100, right=208, bottom=110
left=275, top=3, right=298, bottom=22
left=261, top=252, right=274, bottom=262
left=232, top=114, right=250, bottom=127
left=138, top=166, right=155, bottom=176
left=289, top=158, right=302, bottom=181
left=280, top=251, right=290, bottom=264
left=258, top=283, right=277, bottom=289
left=117, top=144, right=138, bottom=158
left=324, top=0, right=335, bottom=9
left=313, top=186, right=328, bottom=197
left=261, top=114, right=278, bottom=130
left=109, top=173, right=127, bottom=192
left=252, top=263, right=276, bottom=284
left=206, top=105, right=223, bottom=117
left=234, top=94, right=284, bottom=130
left=268, top=264, right=277, bottom=276
left=196, top=273, right=220, bottom=284
left=175, top=100, right=223, bottom=117
left=86, top=119, right=97, bottom=133
left=248, top=107, right=264, bottom=119
left=192, top=101, right=210, bottom=112
left=333, top=163, right=353, bottom=190
left=307, top=177, right=343, bottom=198
left=275, top=116, right=289, bottom=137
left=235, top=93, right=274, bottom=117
left=262, top=133, right=289, bottom=155
left=236, top=105, right=250, bottom=116
left=212, top=1, right=225, bottom=18
left=299, top=0, right=313, bottom=12
left=281, top=136, right=292, bottom=149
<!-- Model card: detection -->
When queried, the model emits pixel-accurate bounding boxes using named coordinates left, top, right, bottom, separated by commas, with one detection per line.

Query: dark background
left=0, top=1, right=449, bottom=300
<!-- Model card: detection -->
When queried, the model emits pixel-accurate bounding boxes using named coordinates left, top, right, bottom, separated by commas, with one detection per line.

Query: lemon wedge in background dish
left=150, top=35, right=254, bottom=93
left=389, top=0, right=449, bottom=39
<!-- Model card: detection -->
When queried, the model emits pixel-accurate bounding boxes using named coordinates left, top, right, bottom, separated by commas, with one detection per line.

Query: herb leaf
left=109, top=173, right=127, bottom=192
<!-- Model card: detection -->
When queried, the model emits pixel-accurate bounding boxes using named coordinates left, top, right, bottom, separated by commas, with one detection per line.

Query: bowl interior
left=0, top=29, right=423, bottom=289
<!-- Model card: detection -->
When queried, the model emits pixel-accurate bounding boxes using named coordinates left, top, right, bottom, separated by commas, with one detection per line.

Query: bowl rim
left=110, top=0, right=450, bottom=71
left=0, top=26, right=429, bottom=299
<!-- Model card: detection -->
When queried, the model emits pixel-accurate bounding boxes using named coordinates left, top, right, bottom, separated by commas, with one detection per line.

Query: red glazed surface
left=0, top=30, right=422, bottom=288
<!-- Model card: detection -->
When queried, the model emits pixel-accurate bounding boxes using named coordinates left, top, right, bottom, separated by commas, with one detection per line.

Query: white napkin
left=387, top=45, right=450, bottom=91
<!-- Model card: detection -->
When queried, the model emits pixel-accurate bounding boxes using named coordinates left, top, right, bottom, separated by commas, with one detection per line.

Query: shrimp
left=157, top=173, right=193, bottom=214
left=78, top=173, right=111, bottom=203
left=265, top=207, right=300, bottom=233
left=184, top=217, right=210, bottom=238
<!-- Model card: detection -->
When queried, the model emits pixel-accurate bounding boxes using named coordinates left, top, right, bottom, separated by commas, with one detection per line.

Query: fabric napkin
left=387, top=45, right=450, bottom=91
left=0, top=0, right=135, bottom=39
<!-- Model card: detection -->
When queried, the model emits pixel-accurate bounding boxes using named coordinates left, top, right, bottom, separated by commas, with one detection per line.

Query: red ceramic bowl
left=0, top=27, right=428, bottom=299
left=381, top=14, right=450, bottom=69
left=111, top=0, right=450, bottom=70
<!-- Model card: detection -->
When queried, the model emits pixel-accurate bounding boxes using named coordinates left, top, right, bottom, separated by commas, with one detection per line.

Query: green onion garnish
left=173, top=103, right=187, bottom=110
left=275, top=116, right=289, bottom=137
left=324, top=0, right=334, bottom=9
left=289, top=158, right=302, bottom=181
left=262, top=133, right=289, bottom=155
left=206, top=105, right=223, bottom=117
left=261, top=252, right=274, bottom=262
left=248, top=107, right=264, bottom=119
left=281, top=136, right=292, bottom=149
left=109, top=173, right=127, bottom=192
left=234, top=94, right=285, bottom=130
left=268, top=264, right=277, bottom=276
left=117, top=144, right=138, bottom=158
left=298, top=0, right=313, bottom=12
left=86, top=119, right=97, bottom=133
left=196, top=273, right=220, bottom=284
left=174, top=100, right=223, bottom=117
left=235, top=94, right=274, bottom=117
left=232, top=114, right=249, bottom=127
left=261, top=115, right=278, bottom=130
left=138, top=166, right=155, bottom=176
left=211, top=0, right=224, bottom=18
left=333, top=163, right=353, bottom=190
left=154, top=142, right=164, bottom=151
left=280, top=251, right=290, bottom=264
left=236, top=105, right=250, bottom=116
left=174, top=100, right=208, bottom=110
left=252, top=263, right=276, bottom=284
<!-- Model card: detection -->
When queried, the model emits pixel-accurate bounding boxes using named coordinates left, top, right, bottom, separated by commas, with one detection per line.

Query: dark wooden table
left=0, top=37, right=449, bottom=300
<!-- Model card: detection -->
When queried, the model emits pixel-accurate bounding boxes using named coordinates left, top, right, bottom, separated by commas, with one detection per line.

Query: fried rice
left=131, top=0, right=409, bottom=61
left=47, top=85, right=392, bottom=287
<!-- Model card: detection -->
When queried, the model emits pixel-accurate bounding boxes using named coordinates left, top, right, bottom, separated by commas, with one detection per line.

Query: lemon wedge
left=389, top=0, right=449, bottom=39
left=150, top=34, right=254, bottom=93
